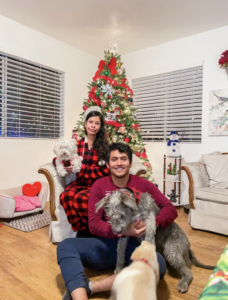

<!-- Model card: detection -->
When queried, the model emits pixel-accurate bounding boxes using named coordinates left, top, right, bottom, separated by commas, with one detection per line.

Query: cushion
left=195, top=187, right=228, bottom=217
left=14, top=195, right=41, bottom=212
left=198, top=151, right=222, bottom=162
left=202, top=155, right=228, bottom=188
left=22, top=182, right=42, bottom=197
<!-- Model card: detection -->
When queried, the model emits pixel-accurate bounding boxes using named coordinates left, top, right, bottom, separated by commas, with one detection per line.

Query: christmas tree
left=73, top=43, right=153, bottom=181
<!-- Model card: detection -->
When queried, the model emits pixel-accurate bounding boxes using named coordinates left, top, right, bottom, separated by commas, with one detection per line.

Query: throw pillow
left=202, top=155, right=228, bottom=188
left=22, top=182, right=42, bottom=197
left=198, top=151, right=222, bottom=162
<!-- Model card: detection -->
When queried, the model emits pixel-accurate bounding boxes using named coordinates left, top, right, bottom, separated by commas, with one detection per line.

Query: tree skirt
left=2, top=211, right=51, bottom=232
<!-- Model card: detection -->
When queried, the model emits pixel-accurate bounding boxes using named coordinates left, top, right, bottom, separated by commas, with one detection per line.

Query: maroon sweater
left=88, top=175, right=178, bottom=239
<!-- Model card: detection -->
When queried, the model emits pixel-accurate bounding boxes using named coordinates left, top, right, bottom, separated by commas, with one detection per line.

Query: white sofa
left=38, top=154, right=147, bottom=243
left=181, top=152, right=228, bottom=236
left=0, top=181, right=48, bottom=219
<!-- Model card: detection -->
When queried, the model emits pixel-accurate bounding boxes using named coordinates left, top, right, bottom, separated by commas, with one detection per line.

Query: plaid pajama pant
left=60, top=183, right=91, bottom=232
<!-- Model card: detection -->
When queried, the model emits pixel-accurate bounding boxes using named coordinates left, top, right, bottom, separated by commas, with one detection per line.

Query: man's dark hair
left=106, top=143, right=132, bottom=163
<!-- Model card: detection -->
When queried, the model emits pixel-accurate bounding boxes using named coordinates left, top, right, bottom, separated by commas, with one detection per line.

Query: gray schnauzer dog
left=95, top=188, right=215, bottom=294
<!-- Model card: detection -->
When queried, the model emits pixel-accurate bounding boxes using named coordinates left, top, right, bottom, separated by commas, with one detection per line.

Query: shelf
left=163, top=154, right=182, bottom=205
left=163, top=179, right=183, bottom=183
left=172, top=203, right=183, bottom=207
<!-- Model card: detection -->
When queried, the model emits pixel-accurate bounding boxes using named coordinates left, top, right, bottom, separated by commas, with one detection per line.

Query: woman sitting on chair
left=53, top=106, right=109, bottom=234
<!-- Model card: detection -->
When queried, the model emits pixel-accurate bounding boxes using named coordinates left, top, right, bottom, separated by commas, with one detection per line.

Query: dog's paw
left=177, top=281, right=188, bottom=293
left=72, top=161, right=82, bottom=173
left=114, top=266, right=123, bottom=274
left=58, top=170, right=67, bottom=177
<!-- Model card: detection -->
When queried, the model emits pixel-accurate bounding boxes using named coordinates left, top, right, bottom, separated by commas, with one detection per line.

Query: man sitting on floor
left=57, top=143, right=178, bottom=300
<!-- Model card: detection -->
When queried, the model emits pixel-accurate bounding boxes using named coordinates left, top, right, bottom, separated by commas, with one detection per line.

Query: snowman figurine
left=167, top=131, right=180, bottom=157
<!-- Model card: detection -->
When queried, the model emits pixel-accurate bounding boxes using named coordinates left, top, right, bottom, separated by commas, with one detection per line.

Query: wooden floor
left=0, top=205, right=227, bottom=300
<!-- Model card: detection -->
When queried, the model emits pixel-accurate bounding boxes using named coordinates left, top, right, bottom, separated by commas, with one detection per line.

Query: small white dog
left=53, top=138, right=83, bottom=185
left=110, top=241, right=159, bottom=300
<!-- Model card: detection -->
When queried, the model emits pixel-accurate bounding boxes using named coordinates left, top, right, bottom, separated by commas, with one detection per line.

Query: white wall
left=0, top=15, right=98, bottom=189
left=123, top=26, right=228, bottom=203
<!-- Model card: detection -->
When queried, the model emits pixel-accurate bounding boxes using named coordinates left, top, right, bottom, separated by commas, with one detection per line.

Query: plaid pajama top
left=54, top=138, right=110, bottom=231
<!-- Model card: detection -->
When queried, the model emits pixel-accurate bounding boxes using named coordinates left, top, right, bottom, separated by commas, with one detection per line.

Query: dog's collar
left=122, top=187, right=142, bottom=205
left=133, top=258, right=152, bottom=268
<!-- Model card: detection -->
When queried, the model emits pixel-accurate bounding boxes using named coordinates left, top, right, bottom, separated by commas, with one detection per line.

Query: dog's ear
left=130, top=245, right=141, bottom=261
left=95, top=196, right=110, bottom=212
left=121, top=193, right=137, bottom=210
left=53, top=142, right=60, bottom=155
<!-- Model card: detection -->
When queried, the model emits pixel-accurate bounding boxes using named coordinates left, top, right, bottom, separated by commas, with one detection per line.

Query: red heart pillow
left=22, top=182, right=42, bottom=197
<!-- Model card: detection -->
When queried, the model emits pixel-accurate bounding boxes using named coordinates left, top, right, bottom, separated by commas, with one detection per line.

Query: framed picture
left=209, top=88, right=228, bottom=135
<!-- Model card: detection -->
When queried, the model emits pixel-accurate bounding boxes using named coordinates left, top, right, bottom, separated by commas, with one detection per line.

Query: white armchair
left=38, top=154, right=147, bottom=243
left=181, top=152, right=228, bottom=236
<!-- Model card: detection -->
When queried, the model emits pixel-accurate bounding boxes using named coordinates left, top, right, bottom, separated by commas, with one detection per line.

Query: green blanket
left=199, top=244, right=228, bottom=300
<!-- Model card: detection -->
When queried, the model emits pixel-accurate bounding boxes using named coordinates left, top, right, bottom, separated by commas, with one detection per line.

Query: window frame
left=132, top=65, right=203, bottom=144
left=0, top=51, right=65, bottom=140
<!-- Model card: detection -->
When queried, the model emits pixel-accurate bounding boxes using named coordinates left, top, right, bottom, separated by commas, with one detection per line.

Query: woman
left=54, top=106, right=110, bottom=233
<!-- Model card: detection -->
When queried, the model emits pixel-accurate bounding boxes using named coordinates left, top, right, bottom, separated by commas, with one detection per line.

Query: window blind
left=132, top=66, right=203, bottom=143
left=0, top=52, right=64, bottom=139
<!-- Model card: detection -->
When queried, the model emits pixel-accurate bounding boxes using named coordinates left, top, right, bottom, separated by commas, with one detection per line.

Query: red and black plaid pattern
left=60, top=184, right=91, bottom=231
left=76, top=139, right=110, bottom=187
left=122, top=187, right=142, bottom=205
left=53, top=138, right=109, bottom=231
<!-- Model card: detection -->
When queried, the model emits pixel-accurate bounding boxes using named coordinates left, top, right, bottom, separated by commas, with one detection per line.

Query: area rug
left=2, top=211, right=51, bottom=232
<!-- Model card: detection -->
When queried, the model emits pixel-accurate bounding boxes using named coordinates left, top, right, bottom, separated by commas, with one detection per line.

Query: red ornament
left=135, top=152, right=141, bottom=157
left=131, top=124, right=139, bottom=131
left=108, top=95, right=112, bottom=99
left=143, top=162, right=151, bottom=168
left=83, top=105, right=88, bottom=111
left=106, top=133, right=110, bottom=138
left=140, top=153, right=147, bottom=159
left=88, top=99, right=91, bottom=103
left=72, top=133, right=78, bottom=140
left=124, top=137, right=130, bottom=143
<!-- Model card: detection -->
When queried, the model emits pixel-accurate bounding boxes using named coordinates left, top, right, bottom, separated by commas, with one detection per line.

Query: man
left=57, top=143, right=178, bottom=300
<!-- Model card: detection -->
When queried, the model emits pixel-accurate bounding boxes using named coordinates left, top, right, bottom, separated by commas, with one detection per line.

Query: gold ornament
left=131, top=134, right=138, bottom=142
left=148, top=166, right=152, bottom=172
left=112, top=135, right=118, bottom=142
left=117, top=62, right=123, bottom=68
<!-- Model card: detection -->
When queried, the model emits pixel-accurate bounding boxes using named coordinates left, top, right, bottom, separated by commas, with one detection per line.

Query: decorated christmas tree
left=73, top=43, right=153, bottom=181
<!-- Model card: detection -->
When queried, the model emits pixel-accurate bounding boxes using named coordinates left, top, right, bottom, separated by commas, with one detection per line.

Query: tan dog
left=110, top=241, right=159, bottom=300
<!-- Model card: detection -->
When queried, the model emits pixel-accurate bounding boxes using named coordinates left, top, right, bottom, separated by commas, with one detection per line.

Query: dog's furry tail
left=189, top=249, right=215, bottom=270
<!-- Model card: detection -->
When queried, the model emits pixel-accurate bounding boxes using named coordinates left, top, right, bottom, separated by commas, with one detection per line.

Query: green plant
left=167, top=163, right=179, bottom=175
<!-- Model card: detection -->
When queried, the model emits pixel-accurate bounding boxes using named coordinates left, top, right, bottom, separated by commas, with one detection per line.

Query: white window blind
left=132, top=66, right=203, bottom=143
left=0, top=52, right=64, bottom=139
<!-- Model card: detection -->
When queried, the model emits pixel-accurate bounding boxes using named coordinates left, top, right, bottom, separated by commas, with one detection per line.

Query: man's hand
left=122, top=220, right=146, bottom=238
left=64, top=166, right=73, bottom=172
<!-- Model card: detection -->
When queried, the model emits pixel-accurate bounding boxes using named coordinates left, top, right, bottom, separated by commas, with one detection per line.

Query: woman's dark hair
left=84, top=111, right=109, bottom=160
left=106, top=143, right=132, bottom=164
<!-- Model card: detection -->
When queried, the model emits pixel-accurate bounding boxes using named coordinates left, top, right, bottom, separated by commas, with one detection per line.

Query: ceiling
left=0, top=0, right=228, bottom=58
